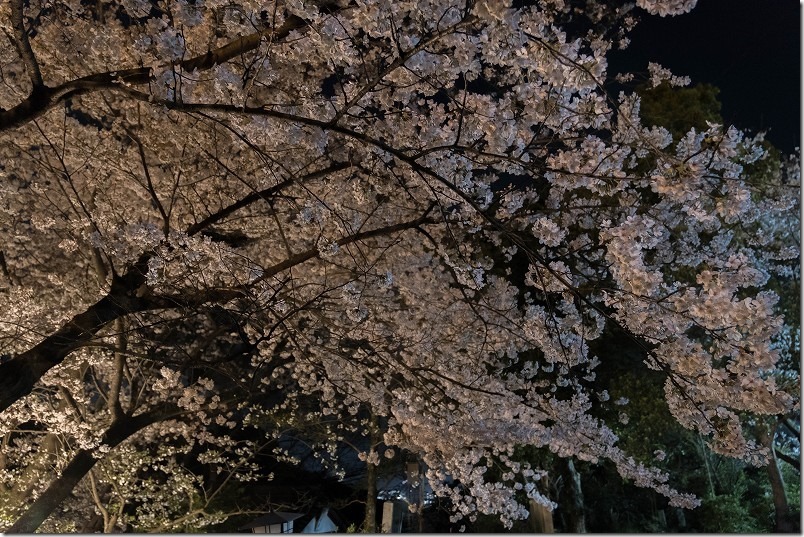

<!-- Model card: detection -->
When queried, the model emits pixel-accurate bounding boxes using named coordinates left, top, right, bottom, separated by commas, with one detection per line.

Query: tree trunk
left=77, top=511, right=104, bottom=533
left=0, top=214, right=434, bottom=417
left=0, top=260, right=152, bottom=415
left=762, top=422, right=796, bottom=533
left=528, top=499, right=554, bottom=533
left=362, top=412, right=380, bottom=533
left=7, top=447, right=103, bottom=533
left=528, top=473, right=554, bottom=533
left=561, top=458, right=586, bottom=533
left=363, top=459, right=378, bottom=532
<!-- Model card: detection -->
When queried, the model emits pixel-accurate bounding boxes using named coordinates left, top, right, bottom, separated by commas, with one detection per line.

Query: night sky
left=610, top=0, right=801, bottom=154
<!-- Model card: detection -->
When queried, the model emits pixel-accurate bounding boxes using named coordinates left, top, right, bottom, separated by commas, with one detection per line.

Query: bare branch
left=775, top=449, right=800, bottom=472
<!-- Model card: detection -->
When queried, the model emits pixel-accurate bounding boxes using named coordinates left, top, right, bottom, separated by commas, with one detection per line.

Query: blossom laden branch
left=186, top=161, right=352, bottom=236
left=0, top=208, right=437, bottom=415
left=5, top=404, right=181, bottom=534
left=0, top=5, right=330, bottom=131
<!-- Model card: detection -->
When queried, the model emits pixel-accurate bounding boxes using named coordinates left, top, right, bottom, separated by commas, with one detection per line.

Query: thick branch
left=775, top=449, right=800, bottom=472
left=0, top=212, right=435, bottom=416
left=0, top=284, right=149, bottom=415
left=3, top=407, right=176, bottom=533
left=0, top=10, right=312, bottom=131
left=107, top=319, right=127, bottom=422
left=9, top=0, right=43, bottom=89
left=781, top=417, right=800, bottom=440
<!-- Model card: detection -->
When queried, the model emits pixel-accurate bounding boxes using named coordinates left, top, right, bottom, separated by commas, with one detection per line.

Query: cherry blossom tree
left=0, top=0, right=798, bottom=531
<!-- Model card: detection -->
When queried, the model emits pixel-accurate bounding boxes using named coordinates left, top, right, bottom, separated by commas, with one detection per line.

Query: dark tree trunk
left=762, top=421, right=796, bottom=533
left=528, top=474, right=554, bottom=533
left=363, top=458, right=378, bottom=532
left=78, top=511, right=104, bottom=533
left=362, top=411, right=380, bottom=533
left=767, top=450, right=795, bottom=532
left=8, top=448, right=101, bottom=533
left=561, top=458, right=586, bottom=533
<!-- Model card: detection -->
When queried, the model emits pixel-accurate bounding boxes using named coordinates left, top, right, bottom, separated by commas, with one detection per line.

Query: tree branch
left=775, top=449, right=800, bottom=472
left=107, top=319, right=127, bottom=422
left=0, top=211, right=436, bottom=416
left=250, top=205, right=438, bottom=287
left=0, top=9, right=316, bottom=131
left=8, top=0, right=43, bottom=89
left=781, top=417, right=800, bottom=441
left=0, top=279, right=150, bottom=415
left=3, top=406, right=179, bottom=533
left=186, top=161, right=351, bottom=236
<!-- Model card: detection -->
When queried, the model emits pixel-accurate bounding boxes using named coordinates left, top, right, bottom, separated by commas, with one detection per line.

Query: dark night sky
left=610, top=0, right=801, bottom=153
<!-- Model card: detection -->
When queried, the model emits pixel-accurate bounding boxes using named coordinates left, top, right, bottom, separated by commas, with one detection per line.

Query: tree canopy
left=0, top=0, right=799, bottom=531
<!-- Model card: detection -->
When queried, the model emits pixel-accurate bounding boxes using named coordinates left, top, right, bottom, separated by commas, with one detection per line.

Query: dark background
left=611, top=0, right=801, bottom=154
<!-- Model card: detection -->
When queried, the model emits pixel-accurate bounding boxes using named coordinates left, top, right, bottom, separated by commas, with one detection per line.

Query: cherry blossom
left=0, top=0, right=797, bottom=531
